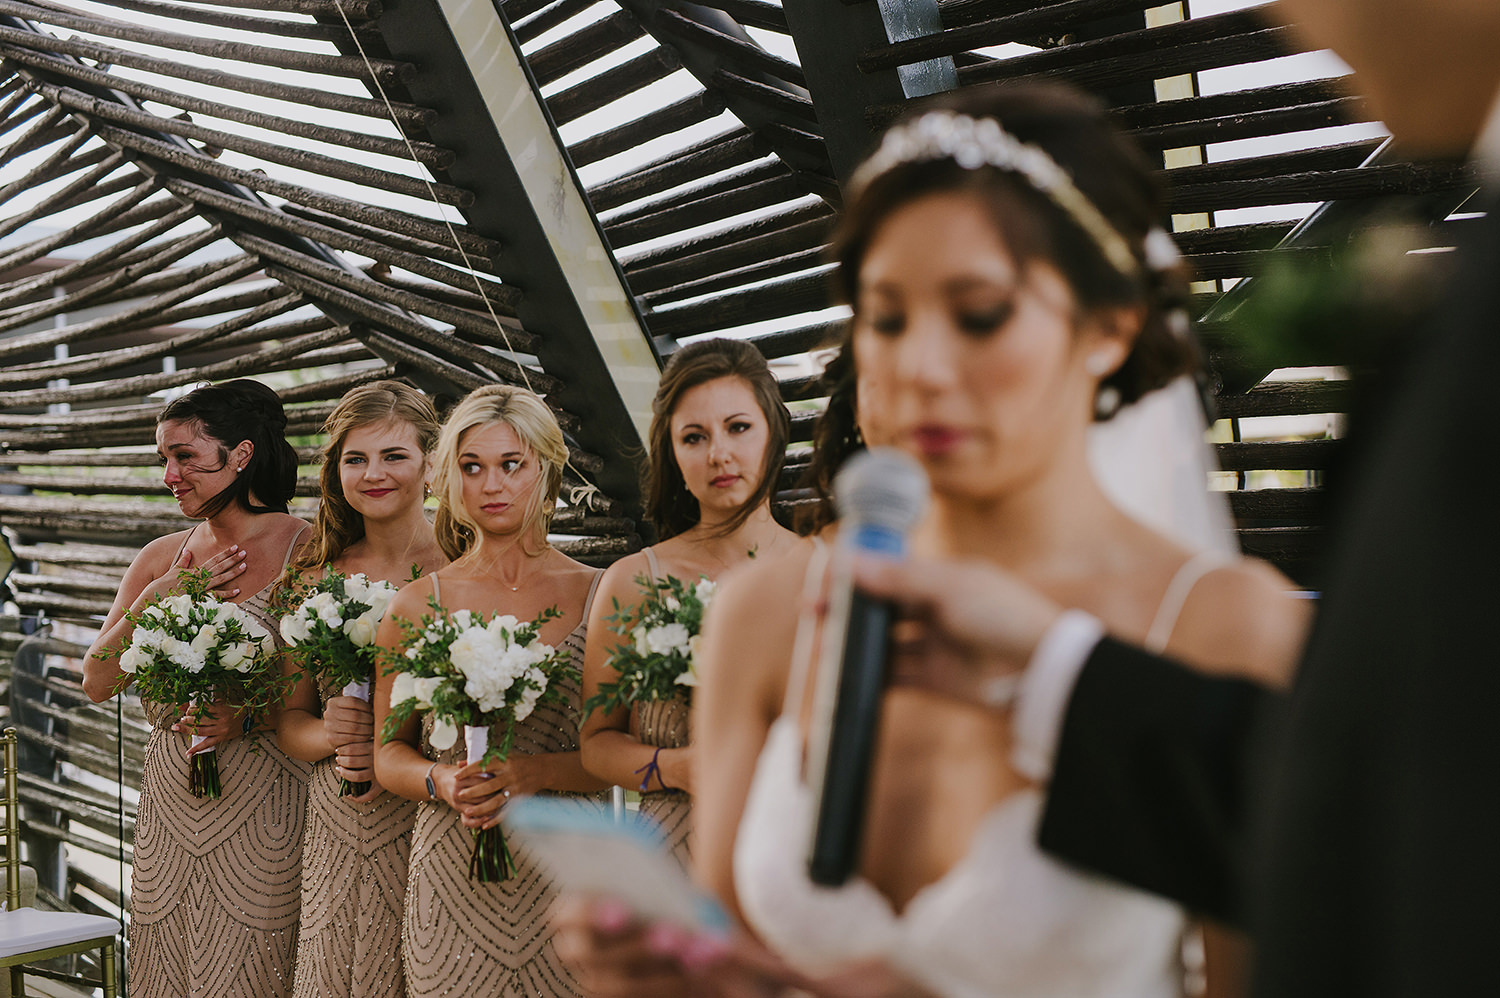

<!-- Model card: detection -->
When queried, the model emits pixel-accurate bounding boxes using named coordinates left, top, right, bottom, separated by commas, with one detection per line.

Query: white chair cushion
left=0, top=908, right=118, bottom=957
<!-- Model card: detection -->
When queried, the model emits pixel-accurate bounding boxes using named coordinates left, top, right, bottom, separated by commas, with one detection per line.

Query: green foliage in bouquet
left=381, top=596, right=576, bottom=880
left=279, top=568, right=403, bottom=796
left=584, top=573, right=716, bottom=720
left=99, top=567, right=292, bottom=799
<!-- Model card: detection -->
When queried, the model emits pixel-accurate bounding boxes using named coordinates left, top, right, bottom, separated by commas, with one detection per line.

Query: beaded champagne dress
left=629, top=545, right=691, bottom=864
left=129, top=529, right=311, bottom=998
left=290, top=672, right=417, bottom=997
left=401, top=573, right=608, bottom=998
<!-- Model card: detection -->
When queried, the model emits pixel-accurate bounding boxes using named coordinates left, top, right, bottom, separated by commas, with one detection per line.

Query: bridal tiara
left=850, top=110, right=1142, bottom=280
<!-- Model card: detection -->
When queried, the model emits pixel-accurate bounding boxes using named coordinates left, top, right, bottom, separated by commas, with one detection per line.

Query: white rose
left=220, top=642, right=246, bottom=671
left=664, top=595, right=681, bottom=612
left=492, top=615, right=519, bottom=634
left=694, top=578, right=717, bottom=603
left=279, top=613, right=303, bottom=646
left=135, top=627, right=165, bottom=651
left=393, top=669, right=417, bottom=708
left=633, top=626, right=650, bottom=656
left=429, top=717, right=458, bottom=751
left=413, top=676, right=442, bottom=708
left=364, top=588, right=393, bottom=622
left=675, top=663, right=698, bottom=688
left=391, top=671, right=416, bottom=707
left=344, top=616, right=376, bottom=648
left=165, top=593, right=193, bottom=617
left=119, top=644, right=144, bottom=674
left=646, top=623, right=690, bottom=657
left=451, top=609, right=474, bottom=631
left=687, top=634, right=704, bottom=665
left=189, top=623, right=218, bottom=656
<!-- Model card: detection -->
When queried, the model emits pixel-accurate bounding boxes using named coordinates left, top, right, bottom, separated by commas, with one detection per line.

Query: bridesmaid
left=373, top=384, right=609, bottom=998
left=84, top=379, right=311, bottom=998
left=276, top=381, right=446, bottom=998
left=579, top=338, right=797, bottom=863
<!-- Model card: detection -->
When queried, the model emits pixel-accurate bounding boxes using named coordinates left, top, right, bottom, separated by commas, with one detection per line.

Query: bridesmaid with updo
left=84, top=379, right=311, bottom=998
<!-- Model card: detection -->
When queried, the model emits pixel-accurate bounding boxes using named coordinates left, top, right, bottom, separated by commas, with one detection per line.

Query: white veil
left=1086, top=375, right=1238, bottom=557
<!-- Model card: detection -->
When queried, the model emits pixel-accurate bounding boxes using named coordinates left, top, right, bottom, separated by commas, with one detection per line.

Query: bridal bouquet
left=104, top=568, right=285, bottom=799
left=382, top=599, right=576, bottom=881
left=279, top=569, right=402, bottom=796
left=584, top=574, right=716, bottom=719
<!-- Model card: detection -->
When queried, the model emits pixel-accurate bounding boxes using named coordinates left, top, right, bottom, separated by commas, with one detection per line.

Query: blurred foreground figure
left=1012, top=2, right=1500, bottom=996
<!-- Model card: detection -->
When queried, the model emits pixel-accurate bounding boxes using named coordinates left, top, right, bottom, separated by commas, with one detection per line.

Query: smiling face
left=157, top=418, right=247, bottom=519
left=337, top=419, right=428, bottom=525
left=456, top=420, right=542, bottom=538
left=851, top=190, right=1123, bottom=503
left=668, top=375, right=772, bottom=524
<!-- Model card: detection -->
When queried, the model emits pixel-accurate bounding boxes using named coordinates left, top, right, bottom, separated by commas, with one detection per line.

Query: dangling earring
left=423, top=483, right=432, bottom=498
left=1094, top=384, right=1122, bottom=420
left=1085, top=352, right=1114, bottom=377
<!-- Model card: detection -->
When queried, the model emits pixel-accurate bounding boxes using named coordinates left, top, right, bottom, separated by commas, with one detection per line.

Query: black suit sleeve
left=1036, top=637, right=1271, bottom=925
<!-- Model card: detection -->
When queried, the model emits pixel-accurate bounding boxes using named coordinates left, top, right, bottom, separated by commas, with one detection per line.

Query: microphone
left=805, top=447, right=929, bottom=886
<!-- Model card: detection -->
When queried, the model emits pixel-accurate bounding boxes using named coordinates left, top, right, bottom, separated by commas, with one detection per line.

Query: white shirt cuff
left=1011, top=609, right=1105, bottom=782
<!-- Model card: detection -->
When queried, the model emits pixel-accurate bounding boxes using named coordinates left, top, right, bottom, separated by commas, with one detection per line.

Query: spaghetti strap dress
left=290, top=669, right=417, bottom=997
left=401, top=571, right=608, bottom=998
left=627, top=546, right=692, bottom=865
left=129, top=527, right=313, bottom=998
left=733, top=547, right=1232, bottom=997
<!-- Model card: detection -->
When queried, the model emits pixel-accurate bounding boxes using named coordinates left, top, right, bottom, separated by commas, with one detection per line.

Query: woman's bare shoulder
left=1173, top=555, right=1312, bottom=688
left=709, top=535, right=818, bottom=642
left=130, top=529, right=194, bottom=579
left=388, top=573, right=438, bottom=619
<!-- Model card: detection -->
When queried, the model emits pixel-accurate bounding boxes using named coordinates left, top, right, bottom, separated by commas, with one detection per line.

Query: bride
left=558, top=82, right=1308, bottom=998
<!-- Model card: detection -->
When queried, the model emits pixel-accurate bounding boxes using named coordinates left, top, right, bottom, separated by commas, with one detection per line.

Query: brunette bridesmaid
left=580, top=338, right=798, bottom=863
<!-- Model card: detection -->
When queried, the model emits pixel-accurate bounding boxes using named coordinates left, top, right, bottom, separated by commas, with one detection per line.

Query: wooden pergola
left=0, top=0, right=1481, bottom=963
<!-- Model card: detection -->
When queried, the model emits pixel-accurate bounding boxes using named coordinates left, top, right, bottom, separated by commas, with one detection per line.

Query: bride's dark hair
left=800, top=81, right=1198, bottom=534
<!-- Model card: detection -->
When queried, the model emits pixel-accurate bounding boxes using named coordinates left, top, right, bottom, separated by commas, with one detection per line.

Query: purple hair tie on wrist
left=634, top=746, right=675, bottom=793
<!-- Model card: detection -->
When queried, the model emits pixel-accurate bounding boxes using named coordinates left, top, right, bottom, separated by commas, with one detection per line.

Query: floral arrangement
left=103, top=568, right=286, bottom=799
left=584, top=573, right=716, bottom=720
left=279, top=569, right=403, bottom=796
left=382, top=599, right=576, bottom=881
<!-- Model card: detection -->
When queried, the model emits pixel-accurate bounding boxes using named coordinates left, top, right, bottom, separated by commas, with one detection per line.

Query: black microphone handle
left=807, top=589, right=893, bottom=887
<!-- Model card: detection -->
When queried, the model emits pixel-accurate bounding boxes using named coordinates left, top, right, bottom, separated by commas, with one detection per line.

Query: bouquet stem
left=464, top=723, right=513, bottom=881
left=189, top=749, right=222, bottom=800
left=338, top=680, right=373, bottom=798
left=469, top=825, right=517, bottom=882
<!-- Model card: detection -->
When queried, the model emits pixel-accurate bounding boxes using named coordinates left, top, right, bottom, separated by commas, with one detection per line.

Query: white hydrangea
left=646, top=623, right=690, bottom=657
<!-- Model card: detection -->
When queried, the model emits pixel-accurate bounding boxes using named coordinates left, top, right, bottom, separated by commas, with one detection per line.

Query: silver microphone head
left=833, top=447, right=929, bottom=537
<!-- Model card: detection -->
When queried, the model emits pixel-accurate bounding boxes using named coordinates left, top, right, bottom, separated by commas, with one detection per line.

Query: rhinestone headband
left=850, top=110, right=1141, bottom=279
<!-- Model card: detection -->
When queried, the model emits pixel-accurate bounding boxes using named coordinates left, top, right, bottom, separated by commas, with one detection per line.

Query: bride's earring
left=1085, top=352, right=1115, bottom=377
left=1094, top=384, right=1122, bottom=419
